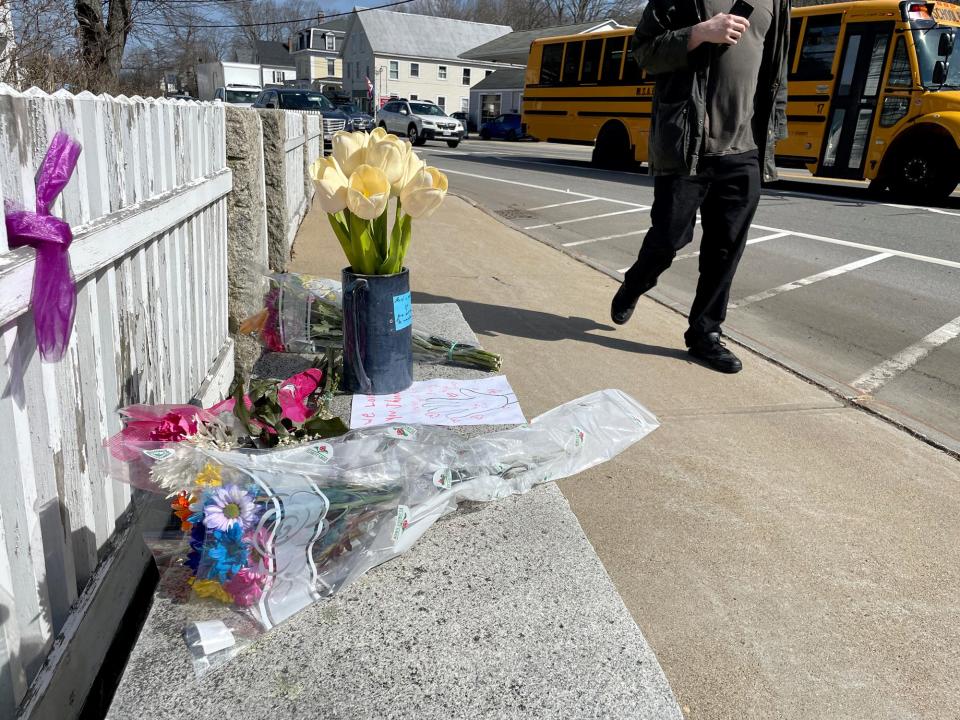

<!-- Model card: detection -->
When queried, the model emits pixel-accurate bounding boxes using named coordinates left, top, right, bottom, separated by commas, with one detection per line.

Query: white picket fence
left=0, top=86, right=233, bottom=716
left=284, top=111, right=321, bottom=250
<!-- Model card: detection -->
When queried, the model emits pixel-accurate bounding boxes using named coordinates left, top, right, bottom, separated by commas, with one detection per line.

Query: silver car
left=376, top=99, right=463, bottom=147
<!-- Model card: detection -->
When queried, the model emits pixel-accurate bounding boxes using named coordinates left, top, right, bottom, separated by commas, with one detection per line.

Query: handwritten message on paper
left=350, top=376, right=525, bottom=428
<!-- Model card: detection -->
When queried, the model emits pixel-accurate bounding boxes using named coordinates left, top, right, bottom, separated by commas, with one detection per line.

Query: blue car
left=479, top=113, right=523, bottom=141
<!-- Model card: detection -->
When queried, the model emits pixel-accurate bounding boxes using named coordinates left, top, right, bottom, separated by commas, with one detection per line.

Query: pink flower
left=148, top=410, right=200, bottom=442
left=277, top=368, right=324, bottom=423
left=223, top=567, right=266, bottom=607
left=204, top=485, right=258, bottom=532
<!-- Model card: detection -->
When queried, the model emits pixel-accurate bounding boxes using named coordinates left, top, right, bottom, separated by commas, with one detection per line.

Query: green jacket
left=631, top=0, right=790, bottom=181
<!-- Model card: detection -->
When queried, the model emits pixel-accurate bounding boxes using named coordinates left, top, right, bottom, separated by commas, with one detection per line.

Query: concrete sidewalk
left=292, top=194, right=960, bottom=720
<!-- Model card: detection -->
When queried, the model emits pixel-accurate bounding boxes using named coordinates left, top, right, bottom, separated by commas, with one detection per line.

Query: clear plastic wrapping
left=119, top=389, right=658, bottom=676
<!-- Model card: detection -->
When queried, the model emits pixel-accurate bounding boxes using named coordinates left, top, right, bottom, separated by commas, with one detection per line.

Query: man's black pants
left=622, top=150, right=761, bottom=347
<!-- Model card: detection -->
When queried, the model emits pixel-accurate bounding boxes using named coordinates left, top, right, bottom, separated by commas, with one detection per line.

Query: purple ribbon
left=5, top=132, right=82, bottom=362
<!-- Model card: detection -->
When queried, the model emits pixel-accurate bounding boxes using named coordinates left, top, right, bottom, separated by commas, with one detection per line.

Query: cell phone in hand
left=729, top=0, right=754, bottom=18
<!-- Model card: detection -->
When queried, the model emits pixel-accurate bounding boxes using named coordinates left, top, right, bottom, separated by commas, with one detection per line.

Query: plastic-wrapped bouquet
left=241, top=272, right=502, bottom=371
left=111, top=389, right=659, bottom=676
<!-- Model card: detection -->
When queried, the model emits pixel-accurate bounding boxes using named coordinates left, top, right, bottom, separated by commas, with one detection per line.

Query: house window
left=272, top=70, right=285, bottom=83
left=438, top=65, right=447, bottom=79
left=480, top=93, right=501, bottom=123
left=460, top=97, right=469, bottom=112
left=410, top=63, right=420, bottom=77
left=389, top=61, right=399, bottom=79
left=326, top=34, right=335, bottom=51
left=355, top=62, right=360, bottom=79
left=328, top=59, right=336, bottom=76
left=410, top=94, right=418, bottom=100
left=462, top=68, right=471, bottom=85
left=437, top=95, right=446, bottom=109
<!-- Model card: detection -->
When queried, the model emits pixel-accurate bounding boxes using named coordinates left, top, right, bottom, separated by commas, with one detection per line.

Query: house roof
left=352, top=9, right=511, bottom=61
left=470, top=67, right=527, bottom=91
left=459, top=20, right=625, bottom=65
left=254, top=40, right=295, bottom=68
left=316, top=16, right=350, bottom=33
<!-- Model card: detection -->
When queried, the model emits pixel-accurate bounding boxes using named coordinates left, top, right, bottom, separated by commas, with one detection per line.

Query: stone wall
left=224, top=106, right=270, bottom=383
left=256, top=109, right=289, bottom=273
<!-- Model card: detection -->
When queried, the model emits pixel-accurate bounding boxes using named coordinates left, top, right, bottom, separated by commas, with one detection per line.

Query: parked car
left=480, top=113, right=523, bottom=141
left=335, top=102, right=376, bottom=133
left=450, top=111, right=475, bottom=139
left=253, top=89, right=349, bottom=145
left=376, top=99, right=463, bottom=147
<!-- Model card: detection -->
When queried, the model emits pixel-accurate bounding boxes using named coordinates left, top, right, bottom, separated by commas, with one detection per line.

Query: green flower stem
left=329, top=212, right=356, bottom=268
left=347, top=209, right=378, bottom=274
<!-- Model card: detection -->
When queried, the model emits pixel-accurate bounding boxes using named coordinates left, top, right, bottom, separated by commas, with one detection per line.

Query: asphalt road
left=417, top=138, right=960, bottom=453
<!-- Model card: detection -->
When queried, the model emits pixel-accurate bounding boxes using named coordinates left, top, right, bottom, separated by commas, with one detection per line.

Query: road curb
left=451, top=190, right=960, bottom=461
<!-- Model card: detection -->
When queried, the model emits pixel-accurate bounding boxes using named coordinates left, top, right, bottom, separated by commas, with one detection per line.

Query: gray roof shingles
left=470, top=67, right=527, bottom=91
left=355, top=10, right=511, bottom=61
left=459, top=21, right=619, bottom=63
left=254, top=40, right=295, bottom=68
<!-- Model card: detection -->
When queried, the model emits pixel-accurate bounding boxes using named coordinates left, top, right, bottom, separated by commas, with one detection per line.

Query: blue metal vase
left=341, top=266, right=413, bottom=395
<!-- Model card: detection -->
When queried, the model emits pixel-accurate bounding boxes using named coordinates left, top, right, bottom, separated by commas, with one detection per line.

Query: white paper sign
left=350, top=376, right=525, bottom=428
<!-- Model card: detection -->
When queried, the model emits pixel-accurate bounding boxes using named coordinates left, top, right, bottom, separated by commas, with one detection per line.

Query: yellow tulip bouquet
left=310, top=128, right=449, bottom=276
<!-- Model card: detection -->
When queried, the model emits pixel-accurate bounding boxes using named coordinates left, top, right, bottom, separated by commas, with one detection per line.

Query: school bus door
left=819, top=21, right=895, bottom=178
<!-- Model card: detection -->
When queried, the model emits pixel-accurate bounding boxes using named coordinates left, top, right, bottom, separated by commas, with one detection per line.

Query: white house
left=253, top=40, right=297, bottom=87
left=339, top=9, right=513, bottom=115
left=289, top=16, right=348, bottom=92
left=460, top=20, right=628, bottom=130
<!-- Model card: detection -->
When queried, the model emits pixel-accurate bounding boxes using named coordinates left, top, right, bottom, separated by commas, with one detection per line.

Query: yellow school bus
left=521, top=1, right=960, bottom=198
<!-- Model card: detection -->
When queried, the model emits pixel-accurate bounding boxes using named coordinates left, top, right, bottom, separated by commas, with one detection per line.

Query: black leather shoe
left=611, top=284, right=638, bottom=325
left=687, top=332, right=743, bottom=373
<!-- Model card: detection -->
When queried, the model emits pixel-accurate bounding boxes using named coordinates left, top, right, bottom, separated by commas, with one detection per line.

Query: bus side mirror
left=933, top=60, right=948, bottom=85
left=938, top=31, right=955, bottom=57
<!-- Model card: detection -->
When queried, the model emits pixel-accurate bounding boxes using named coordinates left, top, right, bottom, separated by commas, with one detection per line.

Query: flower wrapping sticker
left=393, top=425, right=417, bottom=440
left=432, top=468, right=452, bottom=490
left=309, top=443, right=333, bottom=464
left=392, top=504, right=411, bottom=544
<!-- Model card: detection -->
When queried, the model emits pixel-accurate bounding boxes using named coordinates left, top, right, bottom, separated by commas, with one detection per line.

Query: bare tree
left=74, top=0, right=133, bottom=90
left=225, top=0, right=326, bottom=55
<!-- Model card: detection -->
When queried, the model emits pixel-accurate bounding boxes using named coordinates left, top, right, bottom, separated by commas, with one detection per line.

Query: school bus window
left=581, top=38, right=603, bottom=84
left=795, top=14, right=842, bottom=80
left=622, top=44, right=642, bottom=85
left=601, top=37, right=626, bottom=83
left=562, top=41, right=584, bottom=83
left=887, top=37, right=911, bottom=86
left=862, top=34, right=890, bottom=96
left=540, top=43, right=563, bottom=86
left=788, top=17, right=803, bottom=72
left=879, top=96, right=909, bottom=126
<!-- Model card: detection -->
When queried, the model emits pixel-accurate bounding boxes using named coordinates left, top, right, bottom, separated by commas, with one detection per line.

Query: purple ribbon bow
left=5, top=132, right=82, bottom=362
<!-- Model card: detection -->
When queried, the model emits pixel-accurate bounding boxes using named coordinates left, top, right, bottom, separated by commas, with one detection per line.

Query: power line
left=135, top=0, right=416, bottom=27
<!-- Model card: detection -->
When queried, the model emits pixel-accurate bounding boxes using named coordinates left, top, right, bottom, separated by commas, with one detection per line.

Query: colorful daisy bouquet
left=241, top=272, right=502, bottom=372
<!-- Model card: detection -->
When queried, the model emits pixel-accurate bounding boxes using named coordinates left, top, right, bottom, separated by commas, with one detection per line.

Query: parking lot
left=417, top=138, right=960, bottom=453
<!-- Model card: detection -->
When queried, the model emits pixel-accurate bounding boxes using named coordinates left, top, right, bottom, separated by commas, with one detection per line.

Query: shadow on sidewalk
left=413, top=292, right=690, bottom=361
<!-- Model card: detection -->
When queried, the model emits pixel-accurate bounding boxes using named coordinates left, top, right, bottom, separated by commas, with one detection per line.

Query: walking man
left=611, top=0, right=790, bottom=373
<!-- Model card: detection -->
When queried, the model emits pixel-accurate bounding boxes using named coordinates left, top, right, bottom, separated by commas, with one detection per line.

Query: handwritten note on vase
left=350, top=376, right=525, bottom=428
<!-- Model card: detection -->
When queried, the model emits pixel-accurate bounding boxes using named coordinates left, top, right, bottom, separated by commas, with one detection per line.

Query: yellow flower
left=369, top=126, right=389, bottom=142
left=309, top=156, right=349, bottom=214
left=391, top=145, right=425, bottom=195
left=365, top=133, right=408, bottom=187
left=400, top=166, right=448, bottom=219
left=195, top=463, right=222, bottom=487
left=191, top=579, right=234, bottom=604
left=347, top=164, right=390, bottom=220
left=331, top=130, right=369, bottom=176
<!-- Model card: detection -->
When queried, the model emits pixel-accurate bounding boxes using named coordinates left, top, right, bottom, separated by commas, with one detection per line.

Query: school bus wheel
left=592, top=121, right=632, bottom=170
left=883, top=130, right=960, bottom=200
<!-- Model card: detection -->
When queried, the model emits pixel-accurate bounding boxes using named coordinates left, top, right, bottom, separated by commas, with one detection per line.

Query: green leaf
left=302, top=416, right=349, bottom=437
left=328, top=212, right=358, bottom=268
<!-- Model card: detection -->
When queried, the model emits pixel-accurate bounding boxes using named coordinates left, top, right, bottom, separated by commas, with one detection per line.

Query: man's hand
left=688, top=13, right=751, bottom=50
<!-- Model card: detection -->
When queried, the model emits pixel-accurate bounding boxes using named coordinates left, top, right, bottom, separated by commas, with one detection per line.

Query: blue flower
left=204, top=523, right=248, bottom=583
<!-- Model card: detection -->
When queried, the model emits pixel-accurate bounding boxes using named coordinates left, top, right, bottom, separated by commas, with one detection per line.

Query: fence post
left=224, top=107, right=269, bottom=383
left=256, top=109, right=289, bottom=272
